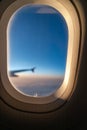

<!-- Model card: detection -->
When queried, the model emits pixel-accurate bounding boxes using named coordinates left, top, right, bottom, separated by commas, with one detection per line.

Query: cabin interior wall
left=0, top=0, right=87, bottom=130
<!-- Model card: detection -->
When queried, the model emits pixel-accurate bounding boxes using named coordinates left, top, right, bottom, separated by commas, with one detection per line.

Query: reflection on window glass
left=7, top=5, right=68, bottom=97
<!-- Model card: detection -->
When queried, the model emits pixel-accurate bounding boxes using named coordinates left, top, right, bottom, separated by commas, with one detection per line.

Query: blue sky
left=8, top=5, right=68, bottom=76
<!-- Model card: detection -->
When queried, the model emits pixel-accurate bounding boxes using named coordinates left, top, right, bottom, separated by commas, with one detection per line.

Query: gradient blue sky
left=8, top=5, right=68, bottom=76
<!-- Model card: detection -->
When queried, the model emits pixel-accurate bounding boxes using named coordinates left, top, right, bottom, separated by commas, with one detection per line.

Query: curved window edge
left=0, top=0, right=84, bottom=112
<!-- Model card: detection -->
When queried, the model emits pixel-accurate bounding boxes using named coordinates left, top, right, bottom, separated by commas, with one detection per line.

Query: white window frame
left=0, top=0, right=81, bottom=112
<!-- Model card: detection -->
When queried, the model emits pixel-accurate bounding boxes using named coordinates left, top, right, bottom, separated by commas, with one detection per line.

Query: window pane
left=7, top=5, right=68, bottom=97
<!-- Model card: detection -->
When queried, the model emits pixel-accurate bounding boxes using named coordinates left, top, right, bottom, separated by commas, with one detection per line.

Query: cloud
left=9, top=75, right=63, bottom=96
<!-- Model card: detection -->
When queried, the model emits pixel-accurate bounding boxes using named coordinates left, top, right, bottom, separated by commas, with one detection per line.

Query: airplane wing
left=9, top=67, right=36, bottom=77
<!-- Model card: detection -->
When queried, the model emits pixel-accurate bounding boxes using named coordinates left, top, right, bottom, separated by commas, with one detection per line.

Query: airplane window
left=7, top=5, right=68, bottom=97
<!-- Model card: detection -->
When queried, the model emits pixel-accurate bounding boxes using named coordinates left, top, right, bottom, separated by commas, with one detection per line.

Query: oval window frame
left=0, top=0, right=80, bottom=112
